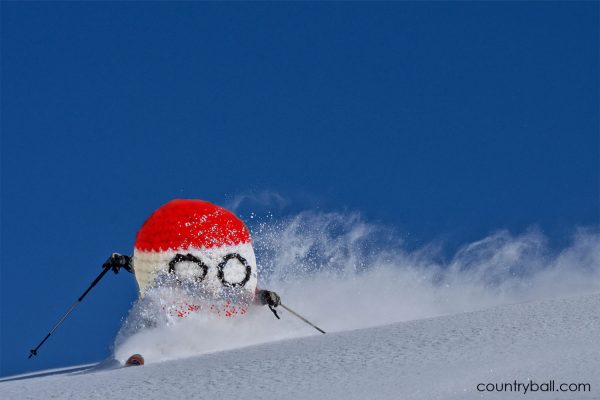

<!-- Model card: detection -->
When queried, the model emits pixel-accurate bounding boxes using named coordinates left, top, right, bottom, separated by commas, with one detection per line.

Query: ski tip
left=125, top=354, right=145, bottom=367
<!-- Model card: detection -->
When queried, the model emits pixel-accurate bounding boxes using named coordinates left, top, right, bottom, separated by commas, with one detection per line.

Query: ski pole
left=28, top=265, right=112, bottom=359
left=280, top=303, right=326, bottom=334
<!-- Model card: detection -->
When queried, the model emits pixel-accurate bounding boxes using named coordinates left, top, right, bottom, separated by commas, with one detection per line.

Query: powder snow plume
left=113, top=211, right=600, bottom=364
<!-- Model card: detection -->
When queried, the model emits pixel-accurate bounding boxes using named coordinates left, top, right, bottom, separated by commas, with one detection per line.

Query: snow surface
left=1, top=292, right=598, bottom=400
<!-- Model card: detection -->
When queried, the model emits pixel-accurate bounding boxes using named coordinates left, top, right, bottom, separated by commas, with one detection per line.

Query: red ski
left=125, top=354, right=144, bottom=367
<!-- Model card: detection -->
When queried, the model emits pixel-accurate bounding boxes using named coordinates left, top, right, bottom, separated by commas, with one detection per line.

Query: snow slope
left=2, top=292, right=598, bottom=400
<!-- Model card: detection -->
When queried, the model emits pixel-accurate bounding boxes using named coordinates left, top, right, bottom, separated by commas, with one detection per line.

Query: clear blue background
left=1, top=2, right=598, bottom=376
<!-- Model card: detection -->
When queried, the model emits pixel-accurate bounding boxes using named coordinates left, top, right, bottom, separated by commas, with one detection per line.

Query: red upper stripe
left=134, top=199, right=251, bottom=251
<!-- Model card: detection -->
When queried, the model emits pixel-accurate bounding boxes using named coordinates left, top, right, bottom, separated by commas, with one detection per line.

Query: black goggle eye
left=168, top=253, right=208, bottom=283
left=217, top=253, right=252, bottom=288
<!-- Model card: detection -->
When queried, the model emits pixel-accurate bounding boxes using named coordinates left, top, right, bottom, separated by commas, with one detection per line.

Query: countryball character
left=105, top=199, right=281, bottom=317
left=29, top=198, right=324, bottom=362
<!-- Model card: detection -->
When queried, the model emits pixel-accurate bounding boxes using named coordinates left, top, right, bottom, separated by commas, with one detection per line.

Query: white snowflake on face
left=132, top=199, right=258, bottom=317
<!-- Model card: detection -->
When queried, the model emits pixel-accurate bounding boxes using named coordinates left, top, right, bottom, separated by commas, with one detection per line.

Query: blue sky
left=1, top=2, right=598, bottom=376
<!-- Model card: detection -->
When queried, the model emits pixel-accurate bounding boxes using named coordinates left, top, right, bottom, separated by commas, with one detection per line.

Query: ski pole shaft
left=280, top=303, right=326, bottom=334
left=28, top=266, right=112, bottom=359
